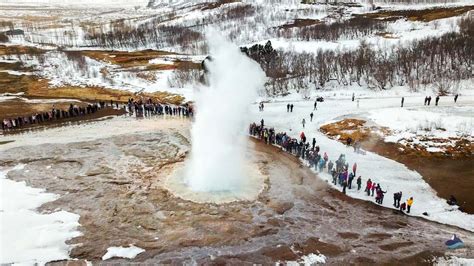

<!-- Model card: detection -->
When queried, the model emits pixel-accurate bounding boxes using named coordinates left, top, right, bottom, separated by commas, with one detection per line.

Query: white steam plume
left=186, top=31, right=266, bottom=192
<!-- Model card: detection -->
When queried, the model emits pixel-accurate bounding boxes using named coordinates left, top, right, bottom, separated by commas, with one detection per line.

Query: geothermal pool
left=1, top=116, right=473, bottom=264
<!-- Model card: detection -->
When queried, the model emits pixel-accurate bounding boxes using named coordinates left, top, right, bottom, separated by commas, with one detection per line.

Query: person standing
left=435, top=95, right=440, bottom=106
left=310, top=112, right=314, bottom=122
left=424, top=96, right=428, bottom=106
left=342, top=180, right=347, bottom=194
left=328, top=160, right=334, bottom=173
left=352, top=162, right=357, bottom=176
left=393, top=192, right=399, bottom=207
left=454, top=94, right=459, bottom=103
left=290, top=104, right=294, bottom=112
left=428, top=96, right=432, bottom=106
left=352, top=93, right=355, bottom=102
left=314, top=100, right=317, bottom=110
left=401, top=97, right=404, bottom=107
left=356, top=176, right=362, bottom=190
left=302, top=118, right=306, bottom=128
left=348, top=172, right=354, bottom=189
left=287, top=104, right=290, bottom=112
left=407, top=197, right=414, bottom=213
left=260, top=119, right=264, bottom=128
left=365, top=179, right=372, bottom=196
left=312, top=138, right=316, bottom=149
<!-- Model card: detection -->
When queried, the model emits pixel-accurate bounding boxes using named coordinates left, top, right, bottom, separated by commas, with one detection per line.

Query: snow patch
left=102, top=245, right=145, bottom=260
left=0, top=165, right=81, bottom=265
left=286, top=253, right=327, bottom=265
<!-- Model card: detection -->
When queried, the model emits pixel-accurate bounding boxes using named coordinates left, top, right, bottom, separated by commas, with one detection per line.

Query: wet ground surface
left=1, top=120, right=473, bottom=264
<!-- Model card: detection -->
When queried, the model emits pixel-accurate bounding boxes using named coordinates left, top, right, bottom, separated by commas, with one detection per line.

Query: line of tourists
left=2, top=101, right=108, bottom=132
left=125, top=98, right=193, bottom=118
left=249, top=122, right=414, bottom=214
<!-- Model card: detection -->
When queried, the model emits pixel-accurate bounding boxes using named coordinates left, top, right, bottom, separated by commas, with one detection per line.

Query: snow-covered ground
left=250, top=91, right=474, bottom=232
left=367, top=106, right=473, bottom=153
left=0, top=164, right=81, bottom=265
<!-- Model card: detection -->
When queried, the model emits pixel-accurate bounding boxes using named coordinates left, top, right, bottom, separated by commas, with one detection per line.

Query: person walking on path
left=427, top=96, right=432, bottom=106
left=290, top=104, right=294, bottom=112
left=356, top=176, right=362, bottom=190
left=352, top=93, right=355, bottom=102
left=401, top=97, right=404, bottom=107
left=371, top=183, right=376, bottom=196
left=424, top=96, right=428, bottom=106
left=312, top=138, right=316, bottom=149
left=310, top=112, right=314, bottom=122
left=287, top=104, right=290, bottom=112
left=454, top=94, right=459, bottom=103
left=314, top=100, right=317, bottom=110
left=407, top=197, right=414, bottom=213
left=365, top=179, right=372, bottom=196
left=435, top=95, right=440, bottom=106
left=302, top=118, right=306, bottom=128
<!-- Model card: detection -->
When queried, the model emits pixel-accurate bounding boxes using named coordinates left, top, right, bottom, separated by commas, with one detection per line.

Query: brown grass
left=81, top=49, right=179, bottom=68
left=25, top=79, right=184, bottom=105
left=359, top=5, right=474, bottom=22
left=0, top=44, right=45, bottom=56
left=320, top=119, right=372, bottom=142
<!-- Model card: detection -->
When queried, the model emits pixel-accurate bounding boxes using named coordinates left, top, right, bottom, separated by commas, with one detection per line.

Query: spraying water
left=185, top=32, right=266, bottom=192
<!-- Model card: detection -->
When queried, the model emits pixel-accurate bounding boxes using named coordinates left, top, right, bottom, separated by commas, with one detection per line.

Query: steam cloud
left=186, top=32, right=266, bottom=192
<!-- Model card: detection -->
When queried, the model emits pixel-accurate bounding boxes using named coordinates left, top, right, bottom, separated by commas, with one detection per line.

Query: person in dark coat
left=435, top=95, right=440, bottom=106
left=454, top=94, right=459, bottom=103
left=356, top=176, right=362, bottom=190
left=401, top=97, right=404, bottom=107
left=287, top=104, right=290, bottom=112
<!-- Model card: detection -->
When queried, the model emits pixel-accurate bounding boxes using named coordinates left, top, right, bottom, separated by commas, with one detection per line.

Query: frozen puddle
left=0, top=165, right=81, bottom=265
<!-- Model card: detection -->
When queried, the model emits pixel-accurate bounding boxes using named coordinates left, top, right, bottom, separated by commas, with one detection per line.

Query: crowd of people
left=2, top=98, right=193, bottom=132
left=249, top=122, right=415, bottom=214
left=125, top=98, right=192, bottom=118
left=1, top=101, right=110, bottom=132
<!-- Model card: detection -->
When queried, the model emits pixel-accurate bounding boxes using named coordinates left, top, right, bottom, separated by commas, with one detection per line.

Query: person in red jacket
left=365, top=178, right=372, bottom=196
left=353, top=162, right=357, bottom=175
left=300, top=132, right=306, bottom=143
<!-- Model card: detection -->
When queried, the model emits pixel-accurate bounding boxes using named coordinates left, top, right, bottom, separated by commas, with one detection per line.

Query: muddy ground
left=321, top=119, right=474, bottom=214
left=1, top=120, right=473, bottom=264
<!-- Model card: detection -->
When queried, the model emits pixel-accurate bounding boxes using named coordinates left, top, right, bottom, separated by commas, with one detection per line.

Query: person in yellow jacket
left=407, top=197, right=414, bottom=213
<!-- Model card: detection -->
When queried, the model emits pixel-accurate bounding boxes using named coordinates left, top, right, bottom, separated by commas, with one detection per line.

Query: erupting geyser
left=185, top=32, right=266, bottom=193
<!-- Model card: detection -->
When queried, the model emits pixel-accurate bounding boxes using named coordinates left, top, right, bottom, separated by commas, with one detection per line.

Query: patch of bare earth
left=358, top=5, right=474, bottom=22
left=278, top=19, right=321, bottom=29
left=320, top=119, right=474, bottom=214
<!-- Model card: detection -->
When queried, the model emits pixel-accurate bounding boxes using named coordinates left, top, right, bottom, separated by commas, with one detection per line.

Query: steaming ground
left=1, top=116, right=473, bottom=264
